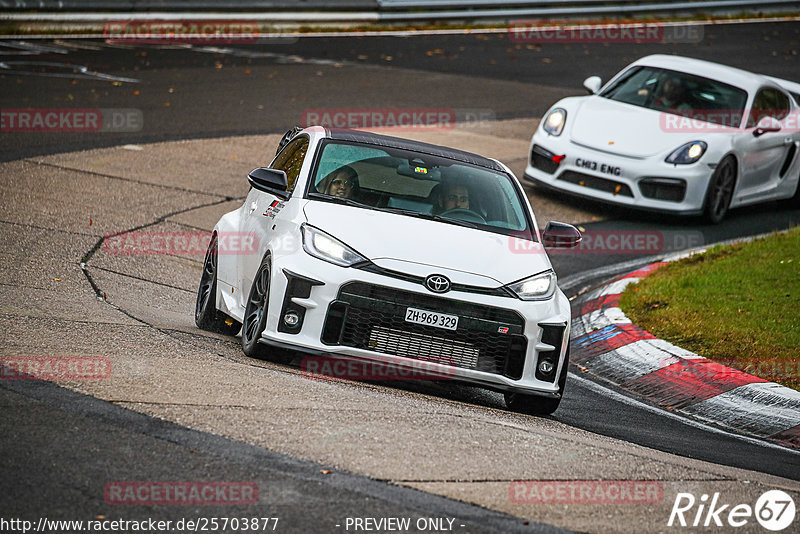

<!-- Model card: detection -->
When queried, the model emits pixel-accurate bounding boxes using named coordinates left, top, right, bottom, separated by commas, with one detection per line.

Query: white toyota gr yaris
left=195, top=127, right=581, bottom=414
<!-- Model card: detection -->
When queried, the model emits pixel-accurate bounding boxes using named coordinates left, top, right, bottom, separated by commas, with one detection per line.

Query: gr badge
left=263, top=200, right=284, bottom=219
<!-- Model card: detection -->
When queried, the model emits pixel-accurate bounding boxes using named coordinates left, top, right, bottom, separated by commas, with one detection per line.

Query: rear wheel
left=780, top=173, right=800, bottom=209
left=195, top=234, right=241, bottom=335
left=703, top=157, right=736, bottom=224
left=505, top=348, right=570, bottom=416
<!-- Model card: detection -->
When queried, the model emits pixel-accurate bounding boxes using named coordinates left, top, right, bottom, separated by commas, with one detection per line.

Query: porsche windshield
left=307, top=140, right=535, bottom=240
left=600, top=66, right=748, bottom=127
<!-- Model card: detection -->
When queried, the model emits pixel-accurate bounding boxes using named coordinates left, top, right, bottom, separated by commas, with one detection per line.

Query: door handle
left=785, top=137, right=795, bottom=145
left=248, top=200, right=258, bottom=214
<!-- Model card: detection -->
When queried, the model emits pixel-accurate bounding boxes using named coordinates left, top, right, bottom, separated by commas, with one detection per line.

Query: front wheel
left=703, top=157, right=736, bottom=224
left=241, top=255, right=272, bottom=359
left=195, top=234, right=241, bottom=335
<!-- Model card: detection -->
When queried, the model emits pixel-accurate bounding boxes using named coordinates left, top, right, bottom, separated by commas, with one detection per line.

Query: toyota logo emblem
left=425, top=274, right=451, bottom=294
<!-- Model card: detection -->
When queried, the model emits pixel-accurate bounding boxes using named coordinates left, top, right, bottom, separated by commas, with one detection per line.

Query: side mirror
left=753, top=116, right=781, bottom=137
left=583, top=76, right=602, bottom=95
left=542, top=221, right=582, bottom=249
left=248, top=168, right=290, bottom=199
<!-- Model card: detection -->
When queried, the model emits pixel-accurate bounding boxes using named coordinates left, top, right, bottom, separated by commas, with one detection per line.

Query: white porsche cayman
left=524, top=54, right=800, bottom=223
left=195, top=127, right=581, bottom=414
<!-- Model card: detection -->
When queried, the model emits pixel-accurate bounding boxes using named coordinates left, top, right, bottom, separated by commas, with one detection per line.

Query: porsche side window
left=271, top=137, right=309, bottom=192
left=775, top=90, right=790, bottom=120
left=747, top=88, right=790, bottom=127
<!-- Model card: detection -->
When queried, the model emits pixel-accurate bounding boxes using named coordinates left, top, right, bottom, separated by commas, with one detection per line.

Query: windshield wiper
left=307, top=192, right=369, bottom=208
left=377, top=207, right=477, bottom=229
left=306, top=195, right=478, bottom=229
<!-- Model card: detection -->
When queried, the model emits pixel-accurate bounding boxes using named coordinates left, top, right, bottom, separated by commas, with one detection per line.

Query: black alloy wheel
left=241, top=255, right=272, bottom=359
left=704, top=157, right=736, bottom=224
left=195, top=234, right=241, bottom=335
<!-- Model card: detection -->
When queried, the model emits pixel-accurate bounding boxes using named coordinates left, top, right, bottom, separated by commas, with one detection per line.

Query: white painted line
left=585, top=306, right=631, bottom=330
left=570, top=316, right=589, bottom=339
left=599, top=277, right=639, bottom=296
left=646, top=338, right=703, bottom=360
left=588, top=339, right=684, bottom=383
left=682, top=382, right=800, bottom=438
left=569, top=372, right=800, bottom=455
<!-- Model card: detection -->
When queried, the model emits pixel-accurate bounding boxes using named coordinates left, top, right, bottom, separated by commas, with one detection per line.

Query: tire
left=779, top=174, right=800, bottom=209
left=505, top=347, right=570, bottom=416
left=195, top=234, right=241, bottom=335
left=240, top=255, right=296, bottom=364
left=241, top=255, right=272, bottom=359
left=703, top=157, right=736, bottom=224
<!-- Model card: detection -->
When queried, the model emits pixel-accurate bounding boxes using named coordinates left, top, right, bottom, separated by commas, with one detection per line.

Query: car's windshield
left=600, top=66, right=748, bottom=127
left=306, top=139, right=535, bottom=241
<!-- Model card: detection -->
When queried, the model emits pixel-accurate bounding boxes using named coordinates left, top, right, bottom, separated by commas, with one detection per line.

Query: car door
left=735, top=87, right=794, bottom=199
left=237, top=136, right=309, bottom=306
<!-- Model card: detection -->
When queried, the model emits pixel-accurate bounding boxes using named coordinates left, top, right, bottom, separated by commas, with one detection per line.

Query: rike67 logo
left=668, top=490, right=796, bottom=531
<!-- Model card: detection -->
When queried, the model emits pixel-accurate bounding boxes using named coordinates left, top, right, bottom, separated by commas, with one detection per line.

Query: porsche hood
left=568, top=97, right=689, bottom=158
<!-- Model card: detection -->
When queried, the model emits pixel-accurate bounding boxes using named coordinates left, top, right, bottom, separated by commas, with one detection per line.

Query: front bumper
left=257, top=254, right=571, bottom=397
left=524, top=135, right=713, bottom=216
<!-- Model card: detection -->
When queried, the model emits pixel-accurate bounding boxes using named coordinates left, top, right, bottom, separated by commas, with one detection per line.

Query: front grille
left=558, top=170, right=634, bottom=197
left=531, top=144, right=560, bottom=175
left=638, top=177, right=687, bottom=202
left=323, top=282, right=527, bottom=379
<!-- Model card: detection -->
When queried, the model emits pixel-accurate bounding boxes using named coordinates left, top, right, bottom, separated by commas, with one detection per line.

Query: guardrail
left=1, top=0, right=796, bottom=21
left=0, top=1, right=377, bottom=8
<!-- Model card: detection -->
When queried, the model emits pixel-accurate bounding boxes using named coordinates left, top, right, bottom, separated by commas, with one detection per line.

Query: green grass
left=619, top=227, right=800, bottom=391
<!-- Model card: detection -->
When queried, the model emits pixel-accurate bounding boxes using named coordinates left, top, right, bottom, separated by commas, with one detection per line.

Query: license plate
left=575, top=157, right=622, bottom=177
left=404, top=307, right=458, bottom=331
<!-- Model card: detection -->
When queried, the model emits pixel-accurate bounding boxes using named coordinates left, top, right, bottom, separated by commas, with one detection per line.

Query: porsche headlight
left=507, top=270, right=557, bottom=301
left=301, top=224, right=366, bottom=267
left=666, top=141, right=707, bottom=164
left=542, top=108, right=567, bottom=137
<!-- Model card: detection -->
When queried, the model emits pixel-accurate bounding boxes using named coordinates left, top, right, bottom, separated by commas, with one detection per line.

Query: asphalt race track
left=1, top=19, right=800, bottom=533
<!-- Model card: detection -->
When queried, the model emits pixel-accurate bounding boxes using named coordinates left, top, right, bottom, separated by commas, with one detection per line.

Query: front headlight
left=301, top=224, right=367, bottom=267
left=506, top=270, right=557, bottom=301
left=665, top=141, right=707, bottom=164
left=542, top=108, right=567, bottom=136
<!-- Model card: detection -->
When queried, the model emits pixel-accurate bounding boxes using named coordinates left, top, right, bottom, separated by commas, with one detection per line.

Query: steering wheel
left=438, top=208, right=486, bottom=224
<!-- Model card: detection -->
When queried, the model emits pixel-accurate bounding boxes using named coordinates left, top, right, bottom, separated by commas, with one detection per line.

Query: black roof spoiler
left=276, top=126, right=304, bottom=155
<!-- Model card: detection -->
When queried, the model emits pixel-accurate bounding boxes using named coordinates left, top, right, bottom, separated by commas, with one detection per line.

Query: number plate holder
left=404, top=307, right=459, bottom=331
